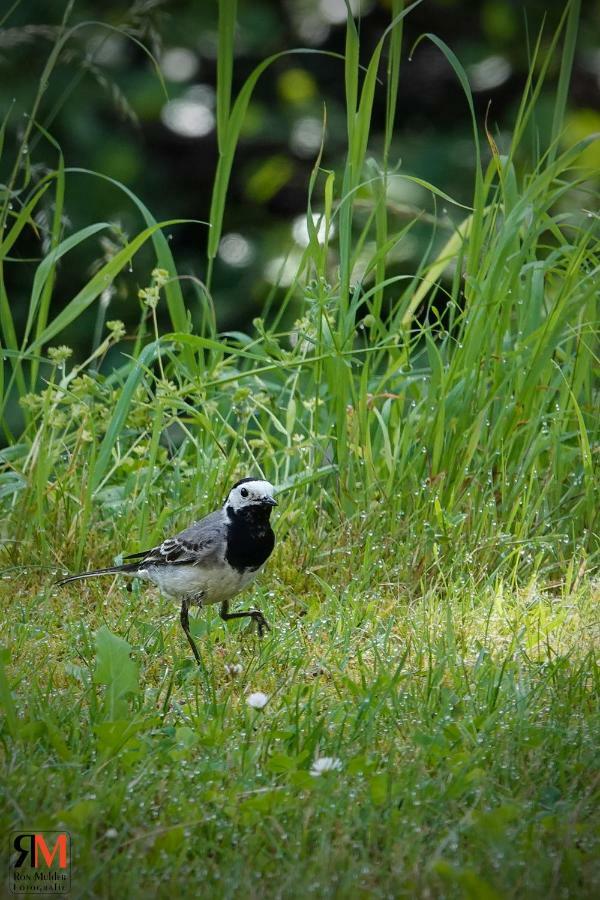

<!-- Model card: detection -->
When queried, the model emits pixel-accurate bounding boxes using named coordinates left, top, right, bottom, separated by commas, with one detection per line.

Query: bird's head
left=225, top=478, right=277, bottom=516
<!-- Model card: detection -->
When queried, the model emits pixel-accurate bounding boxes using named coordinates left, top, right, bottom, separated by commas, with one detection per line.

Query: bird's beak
left=263, top=497, right=278, bottom=507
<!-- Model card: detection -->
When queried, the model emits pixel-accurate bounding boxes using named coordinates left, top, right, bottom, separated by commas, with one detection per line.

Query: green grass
left=1, top=0, right=599, bottom=896
left=1, top=569, right=598, bottom=897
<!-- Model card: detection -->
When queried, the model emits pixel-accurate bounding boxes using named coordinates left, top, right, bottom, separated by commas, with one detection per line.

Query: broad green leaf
left=94, top=626, right=140, bottom=720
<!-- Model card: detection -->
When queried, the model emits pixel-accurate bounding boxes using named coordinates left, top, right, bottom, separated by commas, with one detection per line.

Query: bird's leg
left=180, top=596, right=202, bottom=665
left=219, top=599, right=271, bottom=637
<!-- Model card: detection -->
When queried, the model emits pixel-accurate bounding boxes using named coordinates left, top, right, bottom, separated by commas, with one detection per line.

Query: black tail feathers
left=56, top=561, right=141, bottom=587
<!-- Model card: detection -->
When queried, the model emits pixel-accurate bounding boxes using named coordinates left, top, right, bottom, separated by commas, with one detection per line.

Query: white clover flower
left=246, top=691, right=269, bottom=709
left=225, top=663, right=243, bottom=677
left=310, top=756, right=343, bottom=777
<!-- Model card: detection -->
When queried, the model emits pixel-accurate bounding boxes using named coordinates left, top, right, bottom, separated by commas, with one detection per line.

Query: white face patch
left=226, top=479, right=276, bottom=511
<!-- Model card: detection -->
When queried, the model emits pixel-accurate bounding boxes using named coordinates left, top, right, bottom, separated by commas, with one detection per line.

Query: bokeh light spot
left=278, top=68, right=317, bottom=104
left=264, top=251, right=303, bottom=286
left=291, top=213, right=334, bottom=247
left=469, top=55, right=511, bottom=92
left=245, top=156, right=294, bottom=203
left=161, top=47, right=199, bottom=83
left=319, top=0, right=373, bottom=25
left=218, top=233, right=255, bottom=268
left=160, top=85, right=215, bottom=138
left=290, top=117, right=324, bottom=158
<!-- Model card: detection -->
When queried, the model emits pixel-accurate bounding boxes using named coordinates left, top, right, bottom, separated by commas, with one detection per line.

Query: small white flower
left=246, top=691, right=269, bottom=709
left=104, top=828, right=118, bottom=839
left=225, top=663, right=243, bottom=677
left=310, top=756, right=343, bottom=777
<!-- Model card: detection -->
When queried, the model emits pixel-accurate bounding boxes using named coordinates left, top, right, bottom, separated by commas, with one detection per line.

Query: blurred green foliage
left=1, top=0, right=598, bottom=344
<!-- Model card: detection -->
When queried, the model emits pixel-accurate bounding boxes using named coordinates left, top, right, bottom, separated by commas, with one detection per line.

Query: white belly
left=137, top=563, right=261, bottom=605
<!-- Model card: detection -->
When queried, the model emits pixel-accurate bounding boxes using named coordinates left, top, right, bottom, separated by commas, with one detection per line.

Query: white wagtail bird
left=57, top=478, right=277, bottom=665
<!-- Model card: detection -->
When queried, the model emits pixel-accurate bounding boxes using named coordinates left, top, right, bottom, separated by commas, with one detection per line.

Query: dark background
left=1, top=0, right=599, bottom=348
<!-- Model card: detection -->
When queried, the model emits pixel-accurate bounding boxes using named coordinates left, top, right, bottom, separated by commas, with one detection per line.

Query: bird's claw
left=250, top=609, right=271, bottom=638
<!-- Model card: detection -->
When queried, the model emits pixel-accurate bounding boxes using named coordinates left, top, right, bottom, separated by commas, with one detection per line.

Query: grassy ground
left=1, top=1, right=599, bottom=897
left=0, top=555, right=598, bottom=897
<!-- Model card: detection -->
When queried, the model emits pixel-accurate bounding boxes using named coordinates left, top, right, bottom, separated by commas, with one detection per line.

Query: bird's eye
left=240, top=487, right=249, bottom=498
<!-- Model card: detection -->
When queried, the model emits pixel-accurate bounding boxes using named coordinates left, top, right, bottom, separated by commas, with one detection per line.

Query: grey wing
left=135, top=509, right=227, bottom=568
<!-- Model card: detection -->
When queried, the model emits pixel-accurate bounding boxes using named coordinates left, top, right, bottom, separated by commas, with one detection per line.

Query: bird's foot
left=250, top=609, right=271, bottom=638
